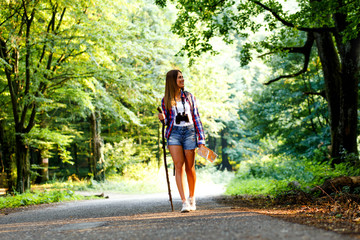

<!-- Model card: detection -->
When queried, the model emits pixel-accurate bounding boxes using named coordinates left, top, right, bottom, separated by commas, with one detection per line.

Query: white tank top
left=173, top=100, right=193, bottom=126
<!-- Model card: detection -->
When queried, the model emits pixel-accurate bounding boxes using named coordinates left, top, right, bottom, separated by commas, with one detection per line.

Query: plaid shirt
left=161, top=91, right=205, bottom=145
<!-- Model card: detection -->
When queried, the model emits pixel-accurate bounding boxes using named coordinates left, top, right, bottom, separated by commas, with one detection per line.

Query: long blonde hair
left=164, top=69, right=183, bottom=110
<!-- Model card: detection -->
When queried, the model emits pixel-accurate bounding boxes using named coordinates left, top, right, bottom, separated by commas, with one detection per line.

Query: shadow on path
left=0, top=193, right=356, bottom=240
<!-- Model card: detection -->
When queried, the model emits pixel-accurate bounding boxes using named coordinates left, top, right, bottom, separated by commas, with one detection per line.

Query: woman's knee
left=174, top=162, right=184, bottom=172
left=185, top=163, right=195, bottom=173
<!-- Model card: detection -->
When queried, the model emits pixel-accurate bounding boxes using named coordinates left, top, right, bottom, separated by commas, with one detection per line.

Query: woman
left=158, top=69, right=205, bottom=213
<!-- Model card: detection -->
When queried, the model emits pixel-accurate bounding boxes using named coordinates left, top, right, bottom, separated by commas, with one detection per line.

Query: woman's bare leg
left=184, top=149, right=196, bottom=198
left=168, top=145, right=187, bottom=202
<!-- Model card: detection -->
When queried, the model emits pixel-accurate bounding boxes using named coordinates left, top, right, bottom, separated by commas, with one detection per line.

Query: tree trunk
left=313, top=31, right=341, bottom=161
left=137, top=111, right=142, bottom=145
left=15, top=134, right=30, bottom=193
left=220, top=130, right=232, bottom=171
left=337, top=39, right=360, bottom=164
left=0, top=120, right=14, bottom=192
left=73, top=143, right=79, bottom=176
left=208, top=135, right=217, bottom=153
left=40, top=155, right=49, bottom=183
left=90, top=111, right=105, bottom=181
left=333, top=12, right=360, bottom=164
left=30, top=147, right=41, bottom=184
left=314, top=29, right=360, bottom=163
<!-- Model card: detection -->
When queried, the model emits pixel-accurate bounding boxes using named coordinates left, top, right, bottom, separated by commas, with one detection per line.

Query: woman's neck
left=175, top=89, right=181, bottom=100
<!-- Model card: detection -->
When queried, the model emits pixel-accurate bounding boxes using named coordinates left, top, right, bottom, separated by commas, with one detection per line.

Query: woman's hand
left=198, top=144, right=205, bottom=149
left=158, top=113, right=165, bottom=121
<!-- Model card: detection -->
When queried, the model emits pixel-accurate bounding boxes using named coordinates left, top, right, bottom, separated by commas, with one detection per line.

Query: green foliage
left=226, top=154, right=360, bottom=196
left=0, top=190, right=92, bottom=209
left=24, top=125, right=74, bottom=163
left=196, top=165, right=234, bottom=186
left=226, top=178, right=277, bottom=196
left=103, top=139, right=155, bottom=179
left=241, top=48, right=329, bottom=158
left=159, top=0, right=360, bottom=60
left=44, top=170, right=168, bottom=194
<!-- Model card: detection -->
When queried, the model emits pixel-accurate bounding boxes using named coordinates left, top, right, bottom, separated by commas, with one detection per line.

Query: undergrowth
left=225, top=154, right=360, bottom=196
left=45, top=168, right=168, bottom=194
left=0, top=189, right=96, bottom=209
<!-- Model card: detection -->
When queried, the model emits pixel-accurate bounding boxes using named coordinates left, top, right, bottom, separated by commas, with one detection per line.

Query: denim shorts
left=168, top=125, right=197, bottom=150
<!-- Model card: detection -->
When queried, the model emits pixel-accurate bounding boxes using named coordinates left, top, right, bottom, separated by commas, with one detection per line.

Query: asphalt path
left=0, top=190, right=357, bottom=240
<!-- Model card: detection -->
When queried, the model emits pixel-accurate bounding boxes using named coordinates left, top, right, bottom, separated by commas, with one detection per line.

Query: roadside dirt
left=217, top=194, right=360, bottom=239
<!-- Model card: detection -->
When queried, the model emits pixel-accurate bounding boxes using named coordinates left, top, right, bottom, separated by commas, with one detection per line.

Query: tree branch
left=36, top=5, right=56, bottom=68
left=258, top=46, right=306, bottom=58
left=264, top=32, right=314, bottom=85
left=0, top=38, right=20, bottom=125
left=24, top=101, right=37, bottom=133
left=55, top=7, right=66, bottom=32
left=250, top=0, right=335, bottom=33
left=0, top=6, right=20, bottom=27
left=264, top=69, right=307, bottom=85
left=210, top=0, right=226, bottom=9
left=20, top=4, right=36, bottom=128
left=0, top=85, right=8, bottom=95
left=304, top=90, right=326, bottom=99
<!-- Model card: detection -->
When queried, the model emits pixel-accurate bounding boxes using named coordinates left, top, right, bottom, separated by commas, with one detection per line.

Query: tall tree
left=156, top=0, right=360, bottom=164
left=0, top=0, right=108, bottom=192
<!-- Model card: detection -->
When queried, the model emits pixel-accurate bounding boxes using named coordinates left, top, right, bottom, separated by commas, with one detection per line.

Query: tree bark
left=73, top=143, right=79, bottom=176
left=0, top=120, right=14, bottom=192
left=40, top=157, right=49, bottom=183
left=208, top=135, right=217, bottom=153
left=15, top=134, right=30, bottom=193
left=220, top=130, right=232, bottom=171
left=314, top=28, right=360, bottom=163
left=90, top=111, right=105, bottom=181
left=313, top=31, right=342, bottom=161
left=333, top=11, right=360, bottom=163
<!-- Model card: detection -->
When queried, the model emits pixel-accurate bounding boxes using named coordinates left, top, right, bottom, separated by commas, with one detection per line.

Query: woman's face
left=176, top=72, right=184, bottom=89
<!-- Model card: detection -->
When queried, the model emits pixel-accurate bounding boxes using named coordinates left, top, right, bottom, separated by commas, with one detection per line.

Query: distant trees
left=0, top=0, right=182, bottom=192
left=0, top=0, right=92, bottom=192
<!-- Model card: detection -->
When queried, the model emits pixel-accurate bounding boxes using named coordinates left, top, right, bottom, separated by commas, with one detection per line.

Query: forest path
left=0, top=190, right=356, bottom=240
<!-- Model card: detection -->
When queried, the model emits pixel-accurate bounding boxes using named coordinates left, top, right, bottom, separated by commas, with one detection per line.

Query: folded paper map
left=196, top=145, right=217, bottom=163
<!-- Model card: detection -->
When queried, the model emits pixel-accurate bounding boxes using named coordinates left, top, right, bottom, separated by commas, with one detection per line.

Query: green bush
left=225, top=154, right=359, bottom=196
left=0, top=190, right=89, bottom=209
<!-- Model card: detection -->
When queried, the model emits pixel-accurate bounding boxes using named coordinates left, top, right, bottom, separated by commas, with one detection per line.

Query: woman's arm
left=160, top=98, right=168, bottom=125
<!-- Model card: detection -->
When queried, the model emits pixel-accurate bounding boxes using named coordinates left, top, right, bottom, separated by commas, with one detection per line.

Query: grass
left=0, top=189, right=98, bottom=209
left=44, top=169, right=169, bottom=194
left=225, top=178, right=277, bottom=196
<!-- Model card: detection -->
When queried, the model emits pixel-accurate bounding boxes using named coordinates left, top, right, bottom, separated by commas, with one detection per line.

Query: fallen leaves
left=217, top=194, right=360, bottom=238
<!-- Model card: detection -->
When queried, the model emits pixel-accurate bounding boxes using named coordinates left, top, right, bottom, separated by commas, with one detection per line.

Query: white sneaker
left=181, top=201, right=191, bottom=213
left=189, top=197, right=196, bottom=211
